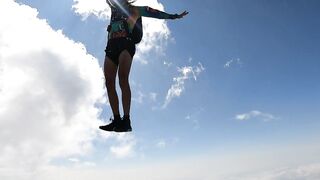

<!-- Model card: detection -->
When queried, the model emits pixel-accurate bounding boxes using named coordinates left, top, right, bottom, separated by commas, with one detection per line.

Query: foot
left=99, top=116, right=121, bottom=131
left=114, top=116, right=132, bottom=132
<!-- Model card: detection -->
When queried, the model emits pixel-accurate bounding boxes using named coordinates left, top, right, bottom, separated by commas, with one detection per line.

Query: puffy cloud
left=163, top=62, right=205, bottom=108
left=72, top=0, right=110, bottom=20
left=72, top=0, right=171, bottom=64
left=0, top=0, right=107, bottom=173
left=110, top=134, right=137, bottom=158
left=235, top=110, right=278, bottom=122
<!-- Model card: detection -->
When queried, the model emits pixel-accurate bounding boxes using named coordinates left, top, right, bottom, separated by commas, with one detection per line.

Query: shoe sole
left=114, top=128, right=132, bottom=133
left=99, top=126, right=115, bottom=132
left=99, top=127, right=132, bottom=132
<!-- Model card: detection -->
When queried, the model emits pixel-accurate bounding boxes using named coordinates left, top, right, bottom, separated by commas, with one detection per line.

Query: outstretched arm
left=137, top=6, right=188, bottom=20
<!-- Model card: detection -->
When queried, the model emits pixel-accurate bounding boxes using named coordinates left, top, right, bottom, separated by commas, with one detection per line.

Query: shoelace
left=109, top=116, right=121, bottom=123
left=109, top=117, right=116, bottom=124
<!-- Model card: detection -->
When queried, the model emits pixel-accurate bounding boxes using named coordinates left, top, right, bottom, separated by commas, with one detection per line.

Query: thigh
left=104, top=56, right=118, bottom=81
left=118, top=50, right=133, bottom=80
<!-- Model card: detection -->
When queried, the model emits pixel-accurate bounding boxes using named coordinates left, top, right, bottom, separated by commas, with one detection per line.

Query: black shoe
left=114, top=116, right=132, bottom=132
left=99, top=116, right=121, bottom=132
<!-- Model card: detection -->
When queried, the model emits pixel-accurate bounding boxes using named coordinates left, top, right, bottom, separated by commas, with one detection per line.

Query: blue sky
left=1, top=0, right=320, bottom=179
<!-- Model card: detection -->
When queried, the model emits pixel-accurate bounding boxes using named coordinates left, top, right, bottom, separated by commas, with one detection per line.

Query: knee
left=119, top=77, right=129, bottom=89
left=105, top=77, right=116, bottom=89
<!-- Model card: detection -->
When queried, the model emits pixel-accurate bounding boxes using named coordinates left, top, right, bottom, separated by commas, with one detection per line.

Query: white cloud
left=9, top=141, right=320, bottom=180
left=72, top=0, right=110, bottom=20
left=68, top=158, right=96, bottom=168
left=132, top=90, right=145, bottom=104
left=224, top=58, right=242, bottom=68
left=110, top=143, right=135, bottom=158
left=68, top=158, right=80, bottom=163
left=0, top=0, right=107, bottom=173
left=163, top=60, right=173, bottom=67
left=228, top=163, right=320, bottom=180
left=162, top=62, right=205, bottom=108
left=132, top=90, right=158, bottom=104
left=235, top=110, right=278, bottom=122
left=155, top=137, right=179, bottom=149
left=72, top=0, right=171, bottom=64
left=110, top=133, right=137, bottom=158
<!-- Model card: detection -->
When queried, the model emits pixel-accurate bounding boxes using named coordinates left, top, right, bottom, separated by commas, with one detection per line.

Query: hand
left=176, top=11, right=189, bottom=19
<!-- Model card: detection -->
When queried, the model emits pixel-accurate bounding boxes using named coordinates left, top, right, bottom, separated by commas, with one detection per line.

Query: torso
left=127, top=6, right=139, bottom=30
left=110, top=5, right=139, bottom=33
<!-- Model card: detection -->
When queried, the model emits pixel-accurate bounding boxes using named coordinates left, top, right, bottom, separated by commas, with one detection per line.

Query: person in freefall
left=99, top=0, right=188, bottom=132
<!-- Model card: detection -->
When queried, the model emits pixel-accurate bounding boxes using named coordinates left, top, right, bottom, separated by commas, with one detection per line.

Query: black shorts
left=105, top=37, right=136, bottom=66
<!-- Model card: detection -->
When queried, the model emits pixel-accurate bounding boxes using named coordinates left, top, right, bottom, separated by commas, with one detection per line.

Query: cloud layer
left=0, top=0, right=107, bottom=173
left=228, top=163, right=320, bottom=180
left=8, top=142, right=320, bottom=180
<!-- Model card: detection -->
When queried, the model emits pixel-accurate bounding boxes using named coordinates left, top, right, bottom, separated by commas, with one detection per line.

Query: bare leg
left=104, top=56, right=120, bottom=117
left=118, top=50, right=133, bottom=116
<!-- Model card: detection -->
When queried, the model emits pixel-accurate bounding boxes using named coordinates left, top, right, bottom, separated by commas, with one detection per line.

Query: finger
left=182, top=11, right=188, bottom=16
left=177, top=11, right=188, bottom=19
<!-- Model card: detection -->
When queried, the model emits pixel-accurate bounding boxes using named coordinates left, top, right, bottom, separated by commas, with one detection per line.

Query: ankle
left=114, top=114, right=121, bottom=120
left=123, top=115, right=130, bottom=120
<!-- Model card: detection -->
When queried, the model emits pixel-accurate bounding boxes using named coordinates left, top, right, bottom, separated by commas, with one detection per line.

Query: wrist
left=169, top=14, right=179, bottom=19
